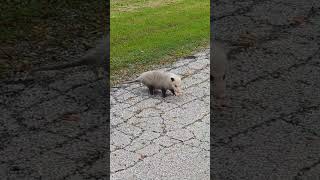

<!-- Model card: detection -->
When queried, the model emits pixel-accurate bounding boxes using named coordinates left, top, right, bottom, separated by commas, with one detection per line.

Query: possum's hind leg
left=161, top=88, right=167, bottom=98
left=148, top=86, right=154, bottom=95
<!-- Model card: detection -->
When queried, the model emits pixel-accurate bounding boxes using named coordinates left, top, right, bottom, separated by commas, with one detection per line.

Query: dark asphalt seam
left=230, top=48, right=320, bottom=90
left=294, top=158, right=320, bottom=180
left=211, top=104, right=320, bottom=148
left=212, top=0, right=269, bottom=22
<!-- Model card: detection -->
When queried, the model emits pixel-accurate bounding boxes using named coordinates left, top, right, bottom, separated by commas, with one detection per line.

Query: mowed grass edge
left=110, top=0, right=210, bottom=85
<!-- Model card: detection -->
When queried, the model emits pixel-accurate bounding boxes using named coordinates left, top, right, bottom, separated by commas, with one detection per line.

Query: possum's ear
left=171, top=77, right=175, bottom=81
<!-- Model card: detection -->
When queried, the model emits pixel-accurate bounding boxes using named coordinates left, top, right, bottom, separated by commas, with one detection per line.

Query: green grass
left=110, top=0, right=210, bottom=84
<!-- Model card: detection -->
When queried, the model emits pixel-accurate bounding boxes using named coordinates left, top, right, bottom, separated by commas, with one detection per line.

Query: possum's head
left=170, top=75, right=183, bottom=96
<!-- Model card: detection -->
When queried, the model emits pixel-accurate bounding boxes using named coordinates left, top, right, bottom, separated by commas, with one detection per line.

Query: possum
left=211, top=41, right=228, bottom=108
left=118, top=70, right=183, bottom=98
left=26, top=34, right=109, bottom=79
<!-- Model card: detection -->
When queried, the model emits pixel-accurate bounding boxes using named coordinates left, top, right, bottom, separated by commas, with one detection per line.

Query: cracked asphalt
left=212, top=0, right=320, bottom=179
left=0, top=65, right=109, bottom=178
left=110, top=49, right=210, bottom=179
left=1, top=0, right=320, bottom=179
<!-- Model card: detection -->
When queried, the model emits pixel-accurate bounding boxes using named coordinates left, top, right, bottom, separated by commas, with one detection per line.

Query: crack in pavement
left=212, top=0, right=320, bottom=178
left=110, top=49, right=210, bottom=179
left=1, top=66, right=109, bottom=179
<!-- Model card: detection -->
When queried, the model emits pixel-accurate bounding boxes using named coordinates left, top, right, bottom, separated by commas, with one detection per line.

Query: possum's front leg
left=161, top=89, right=167, bottom=98
left=170, top=89, right=176, bottom=96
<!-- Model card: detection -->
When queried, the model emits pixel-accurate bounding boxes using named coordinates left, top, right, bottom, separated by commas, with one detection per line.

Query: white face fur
left=170, top=76, right=183, bottom=96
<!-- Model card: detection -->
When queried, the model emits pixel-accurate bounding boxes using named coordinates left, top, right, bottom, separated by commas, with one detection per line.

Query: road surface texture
left=212, top=0, right=320, bottom=179
left=0, top=59, right=109, bottom=178
left=110, top=49, right=210, bottom=179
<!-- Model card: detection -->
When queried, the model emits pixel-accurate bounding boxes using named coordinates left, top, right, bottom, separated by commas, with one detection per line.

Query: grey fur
left=114, top=70, right=183, bottom=98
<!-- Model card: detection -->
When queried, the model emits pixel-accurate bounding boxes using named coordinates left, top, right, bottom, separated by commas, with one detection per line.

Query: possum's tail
left=122, top=79, right=140, bottom=84
left=112, top=78, right=141, bottom=89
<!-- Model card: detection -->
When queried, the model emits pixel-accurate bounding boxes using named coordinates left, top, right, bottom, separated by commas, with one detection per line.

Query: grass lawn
left=110, top=0, right=210, bottom=85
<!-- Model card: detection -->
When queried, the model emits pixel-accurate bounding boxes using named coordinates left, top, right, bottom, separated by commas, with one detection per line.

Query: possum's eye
left=171, top=77, right=175, bottom=81
left=175, top=85, right=177, bottom=87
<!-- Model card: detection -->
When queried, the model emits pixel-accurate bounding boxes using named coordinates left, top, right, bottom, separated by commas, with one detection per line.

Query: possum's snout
left=175, top=88, right=183, bottom=96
